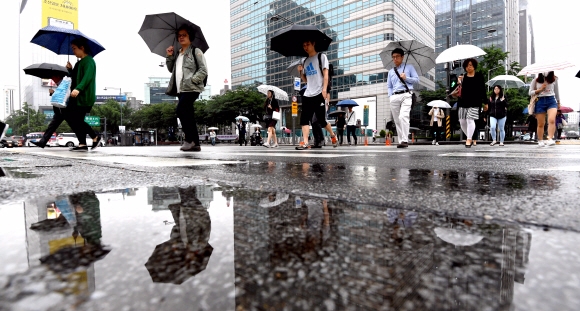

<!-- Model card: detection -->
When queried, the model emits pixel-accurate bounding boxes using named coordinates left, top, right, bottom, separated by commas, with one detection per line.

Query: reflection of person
left=65, top=38, right=100, bottom=151
left=31, top=73, right=68, bottom=148
left=165, top=25, right=208, bottom=152
left=488, top=85, right=508, bottom=146
left=387, top=48, right=419, bottom=149
left=301, top=199, right=330, bottom=251
left=428, top=106, right=444, bottom=145
left=529, top=71, right=560, bottom=147
left=456, top=58, right=486, bottom=148
left=264, top=90, right=280, bottom=148
left=237, top=119, right=247, bottom=146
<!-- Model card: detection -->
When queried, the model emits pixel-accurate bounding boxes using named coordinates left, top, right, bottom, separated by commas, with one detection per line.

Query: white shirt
left=346, top=110, right=357, bottom=126
left=302, top=53, right=329, bottom=97
left=175, top=53, right=185, bottom=93
left=432, top=108, right=439, bottom=122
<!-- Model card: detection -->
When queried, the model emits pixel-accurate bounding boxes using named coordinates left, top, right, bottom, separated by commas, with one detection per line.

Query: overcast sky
left=0, top=0, right=578, bottom=110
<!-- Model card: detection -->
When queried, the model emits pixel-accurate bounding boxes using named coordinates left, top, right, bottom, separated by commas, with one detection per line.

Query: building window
left=384, top=33, right=395, bottom=41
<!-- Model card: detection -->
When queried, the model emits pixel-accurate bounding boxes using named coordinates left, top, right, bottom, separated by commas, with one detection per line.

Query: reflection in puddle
left=0, top=167, right=41, bottom=178
left=0, top=186, right=578, bottom=310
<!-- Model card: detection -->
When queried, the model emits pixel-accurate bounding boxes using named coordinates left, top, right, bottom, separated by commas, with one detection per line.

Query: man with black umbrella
left=296, top=40, right=338, bottom=150
left=30, top=72, right=68, bottom=148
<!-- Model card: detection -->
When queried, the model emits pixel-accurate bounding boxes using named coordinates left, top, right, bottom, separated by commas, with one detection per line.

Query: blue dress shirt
left=387, top=63, right=419, bottom=97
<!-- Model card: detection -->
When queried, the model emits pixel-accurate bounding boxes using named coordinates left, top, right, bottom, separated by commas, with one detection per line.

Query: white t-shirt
left=175, top=53, right=185, bottom=93
left=346, top=110, right=357, bottom=126
left=302, top=53, right=329, bottom=97
left=432, top=108, right=439, bottom=122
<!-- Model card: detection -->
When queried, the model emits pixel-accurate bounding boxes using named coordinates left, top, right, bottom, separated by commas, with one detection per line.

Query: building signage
left=291, top=102, right=298, bottom=117
left=84, top=116, right=100, bottom=126
left=363, top=105, right=369, bottom=127
left=42, top=0, right=79, bottom=29
left=96, top=95, right=127, bottom=102
left=293, top=77, right=301, bottom=91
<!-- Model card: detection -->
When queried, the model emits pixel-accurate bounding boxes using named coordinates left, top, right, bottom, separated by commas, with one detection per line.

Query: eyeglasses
left=391, top=55, right=402, bottom=59
left=177, top=34, right=188, bottom=38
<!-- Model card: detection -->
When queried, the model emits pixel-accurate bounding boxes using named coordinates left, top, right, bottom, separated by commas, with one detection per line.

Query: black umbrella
left=139, top=12, right=209, bottom=57
left=23, top=63, right=68, bottom=79
left=40, top=245, right=111, bottom=273
left=270, top=24, right=332, bottom=57
left=328, top=110, right=346, bottom=117
left=576, top=70, right=580, bottom=79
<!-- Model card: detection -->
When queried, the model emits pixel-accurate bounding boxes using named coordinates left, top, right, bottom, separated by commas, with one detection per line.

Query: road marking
left=530, top=166, right=580, bottom=172
left=438, top=152, right=580, bottom=159
left=216, top=152, right=355, bottom=158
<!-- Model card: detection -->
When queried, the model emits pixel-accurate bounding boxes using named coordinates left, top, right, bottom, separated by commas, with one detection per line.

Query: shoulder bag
left=528, top=94, right=538, bottom=115
left=393, top=67, right=417, bottom=107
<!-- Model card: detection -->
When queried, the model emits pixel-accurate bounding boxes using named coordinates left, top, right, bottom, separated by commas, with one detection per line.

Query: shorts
left=300, top=93, right=327, bottom=127
left=534, top=96, right=557, bottom=114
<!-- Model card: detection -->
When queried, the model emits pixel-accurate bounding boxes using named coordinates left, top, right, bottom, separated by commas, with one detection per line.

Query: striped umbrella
left=517, top=61, right=575, bottom=76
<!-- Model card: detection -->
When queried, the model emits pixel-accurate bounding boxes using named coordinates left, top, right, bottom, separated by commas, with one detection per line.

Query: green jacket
left=72, top=55, right=97, bottom=107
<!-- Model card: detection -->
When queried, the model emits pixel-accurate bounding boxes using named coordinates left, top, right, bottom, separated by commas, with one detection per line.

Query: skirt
left=458, top=107, right=479, bottom=120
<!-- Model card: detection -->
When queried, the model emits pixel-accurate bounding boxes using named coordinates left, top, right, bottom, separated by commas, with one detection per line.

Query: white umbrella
left=259, top=193, right=290, bottom=208
left=257, top=84, right=288, bottom=100
left=235, top=116, right=249, bottom=122
left=250, top=124, right=262, bottom=128
left=434, top=227, right=483, bottom=247
left=435, top=44, right=486, bottom=64
left=427, top=100, right=452, bottom=108
left=486, top=75, right=525, bottom=89
left=380, top=40, right=436, bottom=76
left=517, top=61, right=575, bottom=76
left=207, top=127, right=219, bottom=130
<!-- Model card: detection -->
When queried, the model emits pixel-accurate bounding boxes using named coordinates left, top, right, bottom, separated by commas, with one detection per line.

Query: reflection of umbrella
left=435, top=44, right=486, bottom=64
left=434, top=227, right=483, bottom=246
left=517, top=61, right=575, bottom=76
left=287, top=58, right=306, bottom=77
left=139, top=12, right=209, bottom=57
left=30, top=26, right=106, bottom=57
left=250, top=124, right=262, bottom=128
left=259, top=193, right=290, bottom=208
left=23, top=63, right=68, bottom=79
left=257, top=85, right=288, bottom=100
left=337, top=99, right=358, bottom=107
left=487, top=75, right=525, bottom=88
left=270, top=24, right=332, bottom=57
left=207, top=127, right=219, bottom=130
left=235, top=116, right=249, bottom=122
left=427, top=100, right=452, bottom=108
left=40, top=245, right=111, bottom=273
left=559, top=106, right=574, bottom=113
left=380, top=40, right=435, bottom=76
left=386, top=209, right=418, bottom=227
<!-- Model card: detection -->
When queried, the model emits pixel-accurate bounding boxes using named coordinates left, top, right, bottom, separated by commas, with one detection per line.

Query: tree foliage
left=90, top=99, right=133, bottom=134
left=129, top=102, right=177, bottom=132
left=4, top=103, right=47, bottom=135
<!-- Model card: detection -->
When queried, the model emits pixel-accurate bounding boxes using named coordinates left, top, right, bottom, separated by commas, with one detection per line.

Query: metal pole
left=120, top=88, right=123, bottom=126
left=103, top=117, right=107, bottom=145
left=446, top=35, right=451, bottom=142
left=18, top=2, right=23, bottom=123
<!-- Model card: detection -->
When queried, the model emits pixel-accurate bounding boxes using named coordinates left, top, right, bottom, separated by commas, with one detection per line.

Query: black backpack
left=303, top=53, right=334, bottom=92
left=192, top=47, right=208, bottom=87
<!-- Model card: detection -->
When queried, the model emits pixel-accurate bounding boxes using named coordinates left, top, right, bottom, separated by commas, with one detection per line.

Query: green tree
left=4, top=103, right=46, bottom=135
left=129, top=102, right=177, bottom=139
left=90, top=99, right=133, bottom=134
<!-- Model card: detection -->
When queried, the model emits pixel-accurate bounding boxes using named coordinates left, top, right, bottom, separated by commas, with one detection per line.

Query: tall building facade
left=435, top=0, right=520, bottom=84
left=1, top=86, right=17, bottom=121
left=230, top=0, right=435, bottom=131
left=518, top=0, right=535, bottom=67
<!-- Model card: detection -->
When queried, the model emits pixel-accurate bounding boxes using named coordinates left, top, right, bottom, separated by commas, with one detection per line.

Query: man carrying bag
left=387, top=48, right=419, bottom=148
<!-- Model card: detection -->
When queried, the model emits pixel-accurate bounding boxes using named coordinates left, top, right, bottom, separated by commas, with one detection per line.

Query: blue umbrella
left=337, top=99, right=358, bottom=107
left=523, top=107, right=529, bottom=114
left=30, top=26, right=106, bottom=57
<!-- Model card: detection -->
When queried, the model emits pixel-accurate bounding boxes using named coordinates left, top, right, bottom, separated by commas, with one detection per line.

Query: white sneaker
left=435, top=142, right=439, bottom=146
left=0, top=123, right=8, bottom=140
left=263, top=143, right=270, bottom=148
left=545, top=139, right=556, bottom=146
left=180, top=141, right=192, bottom=151
left=537, top=141, right=545, bottom=147
left=432, top=140, right=436, bottom=145
left=272, top=144, right=279, bottom=148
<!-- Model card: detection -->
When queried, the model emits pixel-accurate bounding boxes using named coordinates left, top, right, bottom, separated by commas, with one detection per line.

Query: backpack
left=303, top=53, right=334, bottom=92
left=192, top=47, right=208, bottom=87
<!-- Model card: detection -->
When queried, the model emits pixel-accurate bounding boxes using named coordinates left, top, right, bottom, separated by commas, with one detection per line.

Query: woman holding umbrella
left=488, top=85, right=508, bottom=146
left=455, top=59, right=486, bottom=148
left=529, top=71, right=560, bottom=146
left=263, top=90, right=280, bottom=148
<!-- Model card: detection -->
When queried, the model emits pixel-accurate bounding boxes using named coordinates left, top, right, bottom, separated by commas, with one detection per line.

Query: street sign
left=363, top=105, right=369, bottom=126
left=6, top=128, right=13, bottom=135
left=84, top=116, right=100, bottom=126
left=291, top=102, right=298, bottom=117
left=293, top=77, right=301, bottom=91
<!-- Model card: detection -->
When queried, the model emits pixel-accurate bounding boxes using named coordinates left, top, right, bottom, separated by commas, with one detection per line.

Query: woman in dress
left=455, top=59, right=487, bottom=148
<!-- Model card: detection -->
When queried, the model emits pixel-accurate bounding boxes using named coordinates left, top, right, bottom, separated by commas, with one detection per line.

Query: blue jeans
left=211, top=138, right=215, bottom=146
left=490, top=116, right=506, bottom=142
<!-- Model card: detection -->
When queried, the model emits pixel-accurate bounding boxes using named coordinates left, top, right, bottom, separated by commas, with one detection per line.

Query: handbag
left=50, top=77, right=71, bottom=108
left=562, top=119, right=568, bottom=126
left=272, top=110, right=281, bottom=120
left=528, top=94, right=538, bottom=115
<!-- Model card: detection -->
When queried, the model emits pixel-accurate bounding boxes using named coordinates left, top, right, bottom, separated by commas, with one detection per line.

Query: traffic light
left=449, top=74, right=458, bottom=91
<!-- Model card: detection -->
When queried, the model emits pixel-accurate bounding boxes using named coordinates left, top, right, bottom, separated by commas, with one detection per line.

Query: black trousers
left=239, top=132, right=247, bottom=146
left=337, top=128, right=344, bottom=145
left=177, top=92, right=200, bottom=145
left=65, top=103, right=96, bottom=144
left=42, top=107, right=66, bottom=143
left=346, top=125, right=357, bottom=145
left=311, top=113, right=325, bottom=146
left=431, top=124, right=442, bottom=142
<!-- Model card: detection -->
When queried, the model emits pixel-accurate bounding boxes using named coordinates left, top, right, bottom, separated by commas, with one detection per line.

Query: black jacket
left=458, top=72, right=487, bottom=108
left=488, top=96, right=508, bottom=119
left=336, top=115, right=346, bottom=129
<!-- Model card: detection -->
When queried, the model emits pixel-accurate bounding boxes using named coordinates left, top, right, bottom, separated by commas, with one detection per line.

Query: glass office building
left=230, top=0, right=435, bottom=131
left=435, top=0, right=521, bottom=84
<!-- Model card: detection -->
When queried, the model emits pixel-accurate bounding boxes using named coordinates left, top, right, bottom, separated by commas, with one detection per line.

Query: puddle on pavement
left=0, top=186, right=579, bottom=311
left=0, top=167, right=41, bottom=178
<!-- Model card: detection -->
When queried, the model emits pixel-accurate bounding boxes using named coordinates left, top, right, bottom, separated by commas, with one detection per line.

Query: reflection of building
left=195, top=185, right=214, bottom=209
left=435, top=0, right=522, bottom=83
left=148, top=187, right=181, bottom=211
left=1, top=86, right=17, bottom=121
left=230, top=0, right=435, bottom=131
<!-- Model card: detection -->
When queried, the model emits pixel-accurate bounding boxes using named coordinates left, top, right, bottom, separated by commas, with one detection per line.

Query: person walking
left=345, top=106, right=357, bottom=146
left=295, top=40, right=338, bottom=150
left=556, top=109, right=567, bottom=140
left=237, top=119, right=247, bottom=146
left=428, top=106, right=444, bottom=145
left=488, top=85, right=508, bottom=146
left=387, top=48, right=419, bottom=148
left=454, top=58, right=486, bottom=148
left=30, top=73, right=68, bottom=148
left=165, top=25, right=208, bottom=152
left=529, top=71, right=560, bottom=147
left=526, top=114, right=537, bottom=141
left=65, top=38, right=100, bottom=152
left=263, top=90, right=279, bottom=148
left=209, top=130, right=216, bottom=146
left=335, top=112, right=346, bottom=146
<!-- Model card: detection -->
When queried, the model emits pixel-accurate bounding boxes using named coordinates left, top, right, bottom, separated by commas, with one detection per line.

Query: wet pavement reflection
left=0, top=186, right=579, bottom=310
